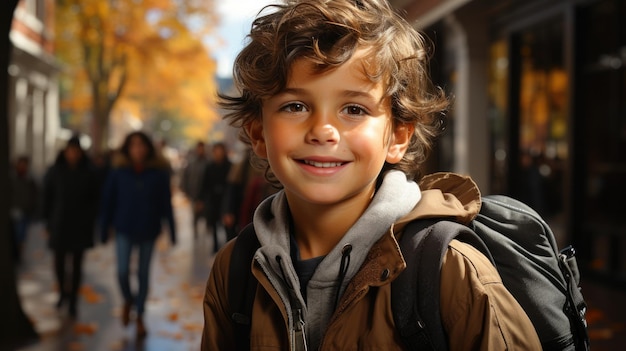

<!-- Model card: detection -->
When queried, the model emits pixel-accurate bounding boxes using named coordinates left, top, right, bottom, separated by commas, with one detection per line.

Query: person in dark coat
left=9, top=155, right=39, bottom=263
left=199, top=142, right=231, bottom=252
left=42, top=136, right=98, bottom=318
left=181, top=141, right=209, bottom=237
left=100, top=131, right=176, bottom=339
left=222, top=149, right=277, bottom=240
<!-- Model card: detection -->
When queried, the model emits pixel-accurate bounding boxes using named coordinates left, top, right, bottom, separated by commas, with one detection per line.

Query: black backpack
left=227, top=195, right=590, bottom=351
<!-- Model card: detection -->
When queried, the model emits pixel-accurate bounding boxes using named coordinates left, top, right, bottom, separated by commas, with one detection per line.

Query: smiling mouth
left=301, top=159, right=346, bottom=168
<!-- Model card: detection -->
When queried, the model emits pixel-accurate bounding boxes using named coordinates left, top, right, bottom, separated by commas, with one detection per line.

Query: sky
left=214, top=0, right=278, bottom=78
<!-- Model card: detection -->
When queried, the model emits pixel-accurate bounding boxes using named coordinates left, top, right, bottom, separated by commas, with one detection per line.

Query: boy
left=202, top=0, right=541, bottom=350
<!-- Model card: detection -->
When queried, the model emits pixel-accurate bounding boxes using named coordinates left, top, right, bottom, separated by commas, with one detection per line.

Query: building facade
left=8, top=0, right=59, bottom=179
left=390, top=0, right=626, bottom=284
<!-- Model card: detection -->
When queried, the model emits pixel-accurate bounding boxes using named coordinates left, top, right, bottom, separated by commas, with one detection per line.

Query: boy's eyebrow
left=340, top=89, right=377, bottom=100
left=280, top=87, right=378, bottom=100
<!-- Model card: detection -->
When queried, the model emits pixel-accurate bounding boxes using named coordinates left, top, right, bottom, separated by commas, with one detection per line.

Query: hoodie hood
left=252, top=170, right=421, bottom=349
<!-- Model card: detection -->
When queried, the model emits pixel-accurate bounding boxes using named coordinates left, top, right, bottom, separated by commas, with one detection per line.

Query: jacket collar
left=394, top=172, right=482, bottom=234
left=333, top=172, right=482, bottom=321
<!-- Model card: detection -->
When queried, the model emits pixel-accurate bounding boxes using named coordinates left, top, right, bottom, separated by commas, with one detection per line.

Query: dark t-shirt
left=290, top=234, right=325, bottom=302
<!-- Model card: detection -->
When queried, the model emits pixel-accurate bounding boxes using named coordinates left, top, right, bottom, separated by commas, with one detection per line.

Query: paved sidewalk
left=15, top=192, right=218, bottom=351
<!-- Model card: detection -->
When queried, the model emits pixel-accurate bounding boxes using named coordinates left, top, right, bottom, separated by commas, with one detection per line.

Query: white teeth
left=303, top=160, right=343, bottom=168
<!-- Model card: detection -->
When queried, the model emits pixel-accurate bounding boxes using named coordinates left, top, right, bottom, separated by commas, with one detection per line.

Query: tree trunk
left=90, top=109, right=104, bottom=154
left=90, top=83, right=113, bottom=154
left=0, top=0, right=39, bottom=348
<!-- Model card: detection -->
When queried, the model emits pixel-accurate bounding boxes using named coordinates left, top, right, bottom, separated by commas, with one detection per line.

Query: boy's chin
left=284, top=186, right=373, bottom=207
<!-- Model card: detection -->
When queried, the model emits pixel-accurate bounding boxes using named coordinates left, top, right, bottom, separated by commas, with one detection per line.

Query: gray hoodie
left=251, top=170, right=421, bottom=350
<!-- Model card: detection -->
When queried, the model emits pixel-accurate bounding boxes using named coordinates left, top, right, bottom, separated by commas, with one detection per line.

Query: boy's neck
left=286, top=187, right=375, bottom=260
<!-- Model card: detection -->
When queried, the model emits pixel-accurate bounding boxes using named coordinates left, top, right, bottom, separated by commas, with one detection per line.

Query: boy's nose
left=305, top=115, right=339, bottom=145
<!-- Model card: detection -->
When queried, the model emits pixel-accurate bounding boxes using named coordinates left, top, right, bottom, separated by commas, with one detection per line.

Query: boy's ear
left=244, top=119, right=268, bottom=159
left=386, top=123, right=414, bottom=164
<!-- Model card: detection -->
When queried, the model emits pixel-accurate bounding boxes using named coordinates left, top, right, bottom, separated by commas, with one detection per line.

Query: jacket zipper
left=255, top=255, right=308, bottom=351
left=292, top=308, right=307, bottom=351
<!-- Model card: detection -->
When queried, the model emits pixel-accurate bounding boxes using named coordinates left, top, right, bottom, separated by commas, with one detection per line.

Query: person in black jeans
left=43, top=136, right=99, bottom=318
left=181, top=141, right=209, bottom=237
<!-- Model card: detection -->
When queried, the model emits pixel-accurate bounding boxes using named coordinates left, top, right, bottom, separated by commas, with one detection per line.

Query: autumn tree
left=56, top=0, right=218, bottom=152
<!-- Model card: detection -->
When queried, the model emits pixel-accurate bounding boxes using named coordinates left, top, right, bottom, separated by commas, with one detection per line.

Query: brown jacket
left=202, top=173, right=541, bottom=350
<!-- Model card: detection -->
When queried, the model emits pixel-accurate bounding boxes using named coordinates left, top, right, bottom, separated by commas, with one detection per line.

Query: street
left=16, top=191, right=214, bottom=351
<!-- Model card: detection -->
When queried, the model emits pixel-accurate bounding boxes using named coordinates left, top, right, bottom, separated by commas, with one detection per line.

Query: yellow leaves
left=81, top=1, right=110, bottom=18
left=56, top=0, right=220, bottom=145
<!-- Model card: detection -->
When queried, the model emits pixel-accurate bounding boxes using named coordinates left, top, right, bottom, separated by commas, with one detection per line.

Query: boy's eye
left=280, top=103, right=308, bottom=113
left=342, top=105, right=368, bottom=116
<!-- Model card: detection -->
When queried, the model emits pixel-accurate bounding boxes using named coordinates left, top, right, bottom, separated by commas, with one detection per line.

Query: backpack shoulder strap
left=228, top=223, right=260, bottom=351
left=392, top=218, right=492, bottom=351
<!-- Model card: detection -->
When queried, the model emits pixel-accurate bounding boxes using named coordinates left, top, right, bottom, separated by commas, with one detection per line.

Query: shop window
left=516, top=19, right=568, bottom=219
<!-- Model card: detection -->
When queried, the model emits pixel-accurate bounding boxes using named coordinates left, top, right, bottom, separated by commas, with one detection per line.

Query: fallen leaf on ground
left=67, top=341, right=84, bottom=351
left=168, top=312, right=179, bottom=322
left=182, top=322, right=203, bottom=332
left=80, top=285, right=103, bottom=304
left=158, top=330, right=184, bottom=340
left=73, top=322, right=98, bottom=335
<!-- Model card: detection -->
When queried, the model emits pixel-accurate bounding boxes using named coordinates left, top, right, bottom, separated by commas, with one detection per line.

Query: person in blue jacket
left=100, top=130, right=176, bottom=339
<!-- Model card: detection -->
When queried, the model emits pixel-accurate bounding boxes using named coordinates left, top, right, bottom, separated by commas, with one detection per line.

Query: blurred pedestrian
left=199, top=142, right=231, bottom=252
left=9, top=155, right=39, bottom=263
left=181, top=141, right=208, bottom=237
left=154, top=138, right=174, bottom=178
left=222, top=149, right=276, bottom=240
left=100, top=131, right=176, bottom=339
left=42, top=136, right=98, bottom=318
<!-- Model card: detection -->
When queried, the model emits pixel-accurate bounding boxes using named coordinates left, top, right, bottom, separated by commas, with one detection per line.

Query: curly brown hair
left=220, top=0, right=449, bottom=182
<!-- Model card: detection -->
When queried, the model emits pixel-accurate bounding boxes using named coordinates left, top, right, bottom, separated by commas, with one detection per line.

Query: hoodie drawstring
left=276, top=256, right=308, bottom=351
left=334, top=244, right=352, bottom=309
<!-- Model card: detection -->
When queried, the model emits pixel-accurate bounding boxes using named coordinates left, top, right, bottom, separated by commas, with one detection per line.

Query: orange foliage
left=56, top=0, right=219, bottom=148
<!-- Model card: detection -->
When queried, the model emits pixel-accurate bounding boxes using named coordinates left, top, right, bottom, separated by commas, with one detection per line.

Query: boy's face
left=247, top=48, right=412, bottom=208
